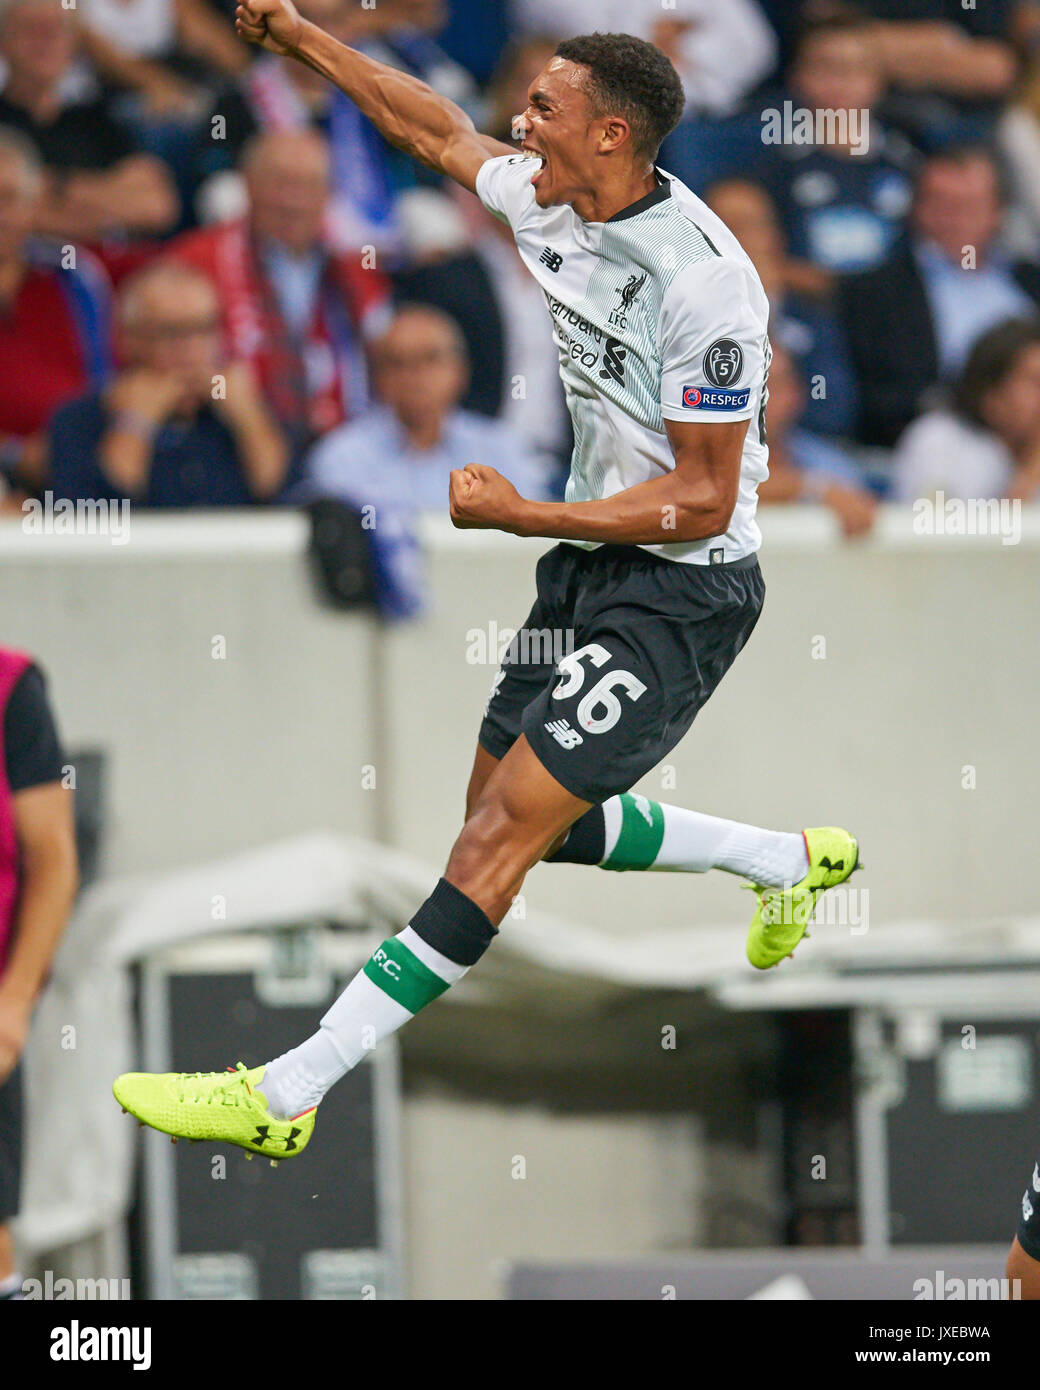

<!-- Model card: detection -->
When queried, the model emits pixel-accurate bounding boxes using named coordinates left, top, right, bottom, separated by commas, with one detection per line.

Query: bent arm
left=515, top=418, right=745, bottom=544
left=453, top=418, right=747, bottom=545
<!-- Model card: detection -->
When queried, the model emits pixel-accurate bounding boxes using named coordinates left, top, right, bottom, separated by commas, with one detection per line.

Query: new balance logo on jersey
left=544, top=719, right=583, bottom=748
left=608, top=271, right=648, bottom=329
left=599, top=336, right=626, bottom=385
left=539, top=247, right=563, bottom=272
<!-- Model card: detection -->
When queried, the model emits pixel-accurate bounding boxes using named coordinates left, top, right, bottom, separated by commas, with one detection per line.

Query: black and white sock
left=548, top=793, right=808, bottom=887
left=261, top=879, right=496, bottom=1119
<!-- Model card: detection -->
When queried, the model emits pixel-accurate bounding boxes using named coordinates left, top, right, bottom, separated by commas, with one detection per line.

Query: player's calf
left=115, top=737, right=590, bottom=1147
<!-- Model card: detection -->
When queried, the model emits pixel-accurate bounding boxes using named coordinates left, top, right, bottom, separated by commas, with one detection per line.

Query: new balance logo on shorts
left=544, top=719, right=583, bottom=748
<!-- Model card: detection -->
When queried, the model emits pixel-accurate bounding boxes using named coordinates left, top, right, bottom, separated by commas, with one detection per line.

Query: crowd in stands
left=2, top=0, right=1040, bottom=583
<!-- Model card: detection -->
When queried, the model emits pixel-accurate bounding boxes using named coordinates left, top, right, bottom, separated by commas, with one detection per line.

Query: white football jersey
left=476, top=154, right=771, bottom=564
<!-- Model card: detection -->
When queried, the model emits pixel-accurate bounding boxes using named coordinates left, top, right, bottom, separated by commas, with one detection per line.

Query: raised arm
left=235, top=0, right=514, bottom=192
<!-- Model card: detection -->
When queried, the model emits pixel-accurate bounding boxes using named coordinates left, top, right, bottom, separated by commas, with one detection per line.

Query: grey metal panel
left=138, top=933, right=403, bottom=1300
left=504, top=1246, right=1014, bottom=1300
left=886, top=1019, right=1039, bottom=1246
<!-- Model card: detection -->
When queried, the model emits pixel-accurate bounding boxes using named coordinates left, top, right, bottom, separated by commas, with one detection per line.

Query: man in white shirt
left=115, top=12, right=861, bottom=1160
left=302, top=302, right=550, bottom=510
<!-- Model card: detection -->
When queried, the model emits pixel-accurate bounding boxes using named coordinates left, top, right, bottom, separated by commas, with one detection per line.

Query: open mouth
left=520, top=146, right=546, bottom=186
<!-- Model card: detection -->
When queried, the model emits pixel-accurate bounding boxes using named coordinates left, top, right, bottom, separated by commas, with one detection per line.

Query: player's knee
left=449, top=798, right=521, bottom=881
left=543, top=829, right=568, bottom=859
left=446, top=795, right=532, bottom=912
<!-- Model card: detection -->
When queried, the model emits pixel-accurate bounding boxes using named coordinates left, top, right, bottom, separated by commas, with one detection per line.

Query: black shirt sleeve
left=4, top=666, right=65, bottom=793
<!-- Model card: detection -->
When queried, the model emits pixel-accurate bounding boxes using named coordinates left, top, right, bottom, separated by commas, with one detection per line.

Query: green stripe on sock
left=363, top=938, right=452, bottom=1014
left=603, top=794, right=666, bottom=871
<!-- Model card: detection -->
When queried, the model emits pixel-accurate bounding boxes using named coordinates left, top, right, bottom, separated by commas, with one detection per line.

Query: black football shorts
left=478, top=541, right=765, bottom=805
left=1017, top=1158, right=1040, bottom=1262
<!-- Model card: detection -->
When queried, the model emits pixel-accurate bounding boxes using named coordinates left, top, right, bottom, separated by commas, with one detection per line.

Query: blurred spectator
left=77, top=0, right=249, bottom=88
left=482, top=31, right=559, bottom=146
left=172, top=127, right=390, bottom=455
left=758, top=341, right=877, bottom=536
left=432, top=0, right=509, bottom=87
left=69, top=0, right=252, bottom=196
left=0, top=126, right=112, bottom=495
left=195, top=0, right=478, bottom=254
left=892, top=316, right=1040, bottom=502
left=0, top=647, right=77, bottom=1303
left=760, top=15, right=916, bottom=275
left=998, top=53, right=1040, bottom=256
left=300, top=305, right=551, bottom=614
left=302, top=303, right=551, bottom=507
left=859, top=0, right=1018, bottom=147
left=509, top=0, right=777, bottom=118
left=0, top=0, right=179, bottom=239
left=761, top=1, right=1018, bottom=147
left=48, top=261, right=289, bottom=507
left=839, top=145, right=1040, bottom=445
left=705, top=179, right=858, bottom=437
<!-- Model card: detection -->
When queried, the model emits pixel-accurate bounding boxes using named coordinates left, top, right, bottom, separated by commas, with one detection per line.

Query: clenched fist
left=235, top=0, right=305, bottom=56
left=449, top=463, right=528, bottom=533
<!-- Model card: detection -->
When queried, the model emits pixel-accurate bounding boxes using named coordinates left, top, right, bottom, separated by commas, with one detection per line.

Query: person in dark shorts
left=0, top=649, right=77, bottom=1300
left=480, top=542, right=764, bottom=805
left=1007, top=1158, right=1040, bottom=1298
left=114, top=13, right=861, bottom=1162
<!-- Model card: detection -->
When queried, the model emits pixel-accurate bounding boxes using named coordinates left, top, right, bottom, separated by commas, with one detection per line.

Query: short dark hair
left=917, top=142, right=1011, bottom=208
left=792, top=12, right=875, bottom=62
left=952, top=317, right=1040, bottom=427
left=554, top=32, right=685, bottom=163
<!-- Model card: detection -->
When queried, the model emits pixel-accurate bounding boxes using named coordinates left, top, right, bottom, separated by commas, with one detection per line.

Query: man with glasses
left=301, top=302, right=551, bottom=512
left=299, top=301, right=551, bottom=616
left=48, top=260, right=291, bottom=509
